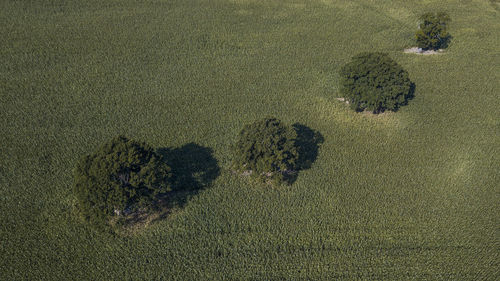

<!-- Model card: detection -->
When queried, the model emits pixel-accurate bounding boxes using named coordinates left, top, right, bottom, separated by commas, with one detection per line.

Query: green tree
left=415, top=12, right=451, bottom=50
left=73, top=136, right=172, bottom=227
left=232, top=118, right=299, bottom=185
left=339, top=52, right=413, bottom=113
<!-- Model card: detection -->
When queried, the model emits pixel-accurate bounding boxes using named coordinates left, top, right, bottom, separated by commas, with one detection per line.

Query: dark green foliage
left=73, top=136, right=172, bottom=226
left=416, top=12, right=451, bottom=50
left=339, top=52, right=414, bottom=113
left=232, top=118, right=299, bottom=185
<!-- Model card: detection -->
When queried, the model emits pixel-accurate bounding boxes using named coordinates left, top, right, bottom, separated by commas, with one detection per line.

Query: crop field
left=1, top=0, right=499, bottom=279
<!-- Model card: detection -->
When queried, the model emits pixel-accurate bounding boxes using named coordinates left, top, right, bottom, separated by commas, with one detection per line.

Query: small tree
left=232, top=118, right=299, bottom=185
left=415, top=12, right=451, bottom=50
left=73, top=136, right=172, bottom=227
left=339, top=52, right=413, bottom=113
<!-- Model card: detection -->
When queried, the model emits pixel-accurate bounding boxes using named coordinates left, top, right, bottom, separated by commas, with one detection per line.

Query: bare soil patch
left=336, top=97, right=349, bottom=104
left=404, top=47, right=444, bottom=55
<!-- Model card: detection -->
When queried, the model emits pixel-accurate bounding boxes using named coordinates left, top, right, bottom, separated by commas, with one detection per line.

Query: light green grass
left=1, top=0, right=499, bottom=279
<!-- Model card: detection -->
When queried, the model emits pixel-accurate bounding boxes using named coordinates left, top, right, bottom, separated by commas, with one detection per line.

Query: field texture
left=1, top=0, right=499, bottom=279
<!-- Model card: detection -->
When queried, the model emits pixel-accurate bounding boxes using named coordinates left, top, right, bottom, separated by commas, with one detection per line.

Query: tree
left=73, top=136, right=172, bottom=227
left=415, top=12, right=451, bottom=50
left=339, top=52, right=413, bottom=113
left=232, top=118, right=299, bottom=185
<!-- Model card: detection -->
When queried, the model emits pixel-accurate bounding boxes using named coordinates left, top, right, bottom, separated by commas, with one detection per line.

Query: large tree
left=232, top=118, right=299, bottom=185
left=73, top=136, right=172, bottom=227
left=415, top=12, right=451, bottom=50
left=339, top=52, right=413, bottom=113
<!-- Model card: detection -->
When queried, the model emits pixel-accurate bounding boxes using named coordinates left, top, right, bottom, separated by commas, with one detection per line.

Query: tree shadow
left=284, top=123, right=324, bottom=184
left=440, top=34, right=452, bottom=49
left=157, top=143, right=220, bottom=205
left=106, top=143, right=219, bottom=233
left=159, top=143, right=219, bottom=190
left=119, top=143, right=219, bottom=227
left=401, top=81, right=416, bottom=109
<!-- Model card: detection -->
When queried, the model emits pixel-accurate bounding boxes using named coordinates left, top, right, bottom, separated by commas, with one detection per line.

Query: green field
left=1, top=0, right=499, bottom=279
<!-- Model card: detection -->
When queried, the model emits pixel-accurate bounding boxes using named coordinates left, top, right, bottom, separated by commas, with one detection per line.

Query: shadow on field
left=157, top=143, right=219, bottom=204
left=394, top=82, right=417, bottom=113
left=441, top=35, right=453, bottom=49
left=406, top=82, right=417, bottom=106
left=116, top=143, right=219, bottom=231
left=285, top=123, right=324, bottom=184
left=293, top=123, right=324, bottom=170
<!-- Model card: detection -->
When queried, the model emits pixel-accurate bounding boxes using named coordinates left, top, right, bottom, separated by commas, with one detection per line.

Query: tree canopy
left=416, top=12, right=451, bottom=50
left=73, top=136, right=172, bottom=227
left=339, top=52, right=413, bottom=113
left=232, top=118, right=299, bottom=185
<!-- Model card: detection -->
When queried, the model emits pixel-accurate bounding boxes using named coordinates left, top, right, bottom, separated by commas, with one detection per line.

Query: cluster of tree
left=338, top=12, right=450, bottom=113
left=75, top=119, right=322, bottom=228
left=74, top=12, right=452, bottom=230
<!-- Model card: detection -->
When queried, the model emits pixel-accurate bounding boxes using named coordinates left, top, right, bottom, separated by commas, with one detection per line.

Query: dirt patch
left=234, top=169, right=296, bottom=177
left=336, top=97, right=349, bottom=104
left=404, top=47, right=444, bottom=55
left=241, top=170, right=253, bottom=176
left=109, top=190, right=193, bottom=235
left=109, top=207, right=170, bottom=235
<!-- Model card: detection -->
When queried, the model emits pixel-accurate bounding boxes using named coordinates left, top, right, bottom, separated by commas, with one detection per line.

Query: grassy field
left=1, top=0, right=499, bottom=279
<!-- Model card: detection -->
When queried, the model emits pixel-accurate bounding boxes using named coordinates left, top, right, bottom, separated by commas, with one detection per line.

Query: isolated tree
left=73, top=136, right=172, bottom=226
left=415, top=12, right=451, bottom=50
left=339, top=52, right=413, bottom=113
left=232, top=118, right=299, bottom=185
